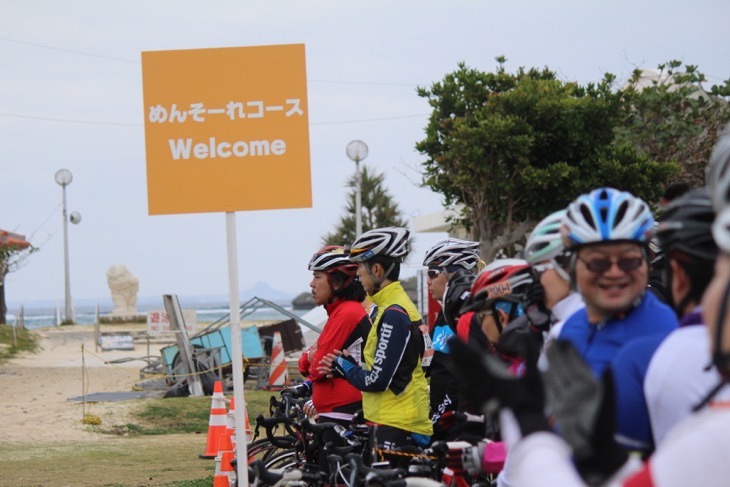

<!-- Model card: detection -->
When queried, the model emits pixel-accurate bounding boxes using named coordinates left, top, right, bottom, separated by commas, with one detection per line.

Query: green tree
left=416, top=57, right=677, bottom=260
left=0, top=233, right=36, bottom=325
left=322, top=164, right=407, bottom=248
left=616, top=60, right=730, bottom=188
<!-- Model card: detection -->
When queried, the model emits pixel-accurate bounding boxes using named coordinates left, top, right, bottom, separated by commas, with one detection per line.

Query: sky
left=2, top=0, right=729, bottom=311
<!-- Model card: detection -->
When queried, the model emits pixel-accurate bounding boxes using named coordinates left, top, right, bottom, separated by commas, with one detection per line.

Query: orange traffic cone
left=243, top=402, right=252, bottom=444
left=213, top=473, right=231, bottom=487
left=218, top=423, right=235, bottom=454
left=213, top=448, right=237, bottom=486
left=265, top=331, right=289, bottom=390
left=225, top=397, right=237, bottom=450
left=200, top=381, right=228, bottom=459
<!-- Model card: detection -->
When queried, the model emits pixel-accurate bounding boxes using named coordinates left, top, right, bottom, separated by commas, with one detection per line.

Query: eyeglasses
left=578, top=256, right=644, bottom=274
left=427, top=269, right=443, bottom=279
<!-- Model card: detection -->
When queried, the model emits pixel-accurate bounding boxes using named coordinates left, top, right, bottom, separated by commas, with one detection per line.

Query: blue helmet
left=562, top=187, right=654, bottom=248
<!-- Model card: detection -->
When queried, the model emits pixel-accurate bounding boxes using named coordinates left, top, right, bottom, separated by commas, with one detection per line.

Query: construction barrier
left=264, top=331, right=289, bottom=390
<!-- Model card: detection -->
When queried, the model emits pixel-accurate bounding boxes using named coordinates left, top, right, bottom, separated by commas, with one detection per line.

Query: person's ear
left=370, top=262, right=384, bottom=279
left=496, top=308, right=511, bottom=326
left=669, top=259, right=690, bottom=306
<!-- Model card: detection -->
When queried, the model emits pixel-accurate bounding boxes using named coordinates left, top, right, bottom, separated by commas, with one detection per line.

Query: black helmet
left=442, top=270, right=476, bottom=328
left=655, top=187, right=717, bottom=262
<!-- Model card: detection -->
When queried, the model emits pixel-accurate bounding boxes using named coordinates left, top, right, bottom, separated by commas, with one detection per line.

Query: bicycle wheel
left=247, top=438, right=278, bottom=461
left=264, top=449, right=300, bottom=470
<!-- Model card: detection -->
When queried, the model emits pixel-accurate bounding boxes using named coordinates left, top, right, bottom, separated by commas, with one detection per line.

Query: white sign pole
left=226, top=211, right=248, bottom=487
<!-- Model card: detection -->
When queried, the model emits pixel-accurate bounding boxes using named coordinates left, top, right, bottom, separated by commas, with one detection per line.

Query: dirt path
left=1, top=325, right=165, bottom=445
left=0, top=325, right=215, bottom=486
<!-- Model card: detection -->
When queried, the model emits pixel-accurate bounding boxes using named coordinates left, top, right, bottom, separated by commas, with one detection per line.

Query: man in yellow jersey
left=319, top=227, right=432, bottom=453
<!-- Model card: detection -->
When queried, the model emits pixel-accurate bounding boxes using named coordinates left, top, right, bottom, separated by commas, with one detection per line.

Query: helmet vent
left=615, top=200, right=628, bottom=225
left=579, top=204, right=595, bottom=228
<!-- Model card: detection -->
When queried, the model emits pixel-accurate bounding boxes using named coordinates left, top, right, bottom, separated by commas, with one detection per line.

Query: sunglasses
left=427, top=269, right=443, bottom=279
left=578, top=256, right=644, bottom=274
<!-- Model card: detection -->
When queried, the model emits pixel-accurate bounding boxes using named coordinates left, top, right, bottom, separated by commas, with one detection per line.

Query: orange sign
left=142, top=44, right=311, bottom=215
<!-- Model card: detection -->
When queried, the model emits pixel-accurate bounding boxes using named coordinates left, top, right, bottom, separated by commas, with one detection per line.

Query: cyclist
left=460, top=258, right=534, bottom=363
left=297, top=245, right=371, bottom=425
left=296, top=246, right=372, bottom=472
left=446, top=258, right=535, bottom=476
left=620, top=188, right=729, bottom=451
left=557, top=187, right=678, bottom=377
left=457, top=258, right=534, bottom=412
left=318, top=227, right=432, bottom=452
left=522, top=209, right=585, bottom=358
left=469, top=132, right=730, bottom=487
left=422, top=238, right=481, bottom=439
left=555, top=187, right=678, bottom=454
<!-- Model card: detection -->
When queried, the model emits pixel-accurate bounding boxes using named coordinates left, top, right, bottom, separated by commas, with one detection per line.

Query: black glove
left=431, top=440, right=478, bottom=475
left=543, top=341, right=628, bottom=486
left=447, top=337, right=549, bottom=437
left=281, top=380, right=312, bottom=398
left=331, top=353, right=358, bottom=379
left=523, top=280, right=553, bottom=332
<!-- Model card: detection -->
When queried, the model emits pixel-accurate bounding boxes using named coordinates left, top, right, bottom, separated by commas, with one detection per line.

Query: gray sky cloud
left=2, top=0, right=728, bottom=309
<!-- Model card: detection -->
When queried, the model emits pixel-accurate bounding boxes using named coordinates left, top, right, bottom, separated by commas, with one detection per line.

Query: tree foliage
left=321, top=164, right=407, bottom=248
left=416, top=57, right=678, bottom=260
left=0, top=243, right=37, bottom=325
left=616, top=60, right=730, bottom=188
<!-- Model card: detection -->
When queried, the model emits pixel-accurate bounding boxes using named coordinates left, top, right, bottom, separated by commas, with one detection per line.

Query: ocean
left=9, top=301, right=311, bottom=331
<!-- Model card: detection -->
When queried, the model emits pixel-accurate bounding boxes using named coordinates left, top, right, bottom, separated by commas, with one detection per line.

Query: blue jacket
left=558, top=291, right=678, bottom=452
left=558, top=291, right=678, bottom=377
left=610, top=309, right=702, bottom=452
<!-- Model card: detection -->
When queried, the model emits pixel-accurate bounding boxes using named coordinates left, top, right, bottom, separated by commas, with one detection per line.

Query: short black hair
left=662, top=182, right=691, bottom=203
left=368, top=256, right=401, bottom=281
left=330, top=271, right=366, bottom=302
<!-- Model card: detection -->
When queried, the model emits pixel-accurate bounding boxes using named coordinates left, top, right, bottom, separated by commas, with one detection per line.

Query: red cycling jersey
left=298, top=299, right=370, bottom=414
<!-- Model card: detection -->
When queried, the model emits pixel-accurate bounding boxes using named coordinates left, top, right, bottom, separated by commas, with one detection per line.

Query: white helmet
left=713, top=206, right=730, bottom=254
left=562, top=187, right=654, bottom=248
left=706, top=123, right=730, bottom=212
left=308, top=245, right=358, bottom=274
left=423, top=238, right=480, bottom=271
left=524, top=210, right=567, bottom=265
left=348, top=227, right=410, bottom=263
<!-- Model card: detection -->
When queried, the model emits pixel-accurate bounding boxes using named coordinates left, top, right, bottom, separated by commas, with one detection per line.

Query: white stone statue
left=107, top=264, right=140, bottom=316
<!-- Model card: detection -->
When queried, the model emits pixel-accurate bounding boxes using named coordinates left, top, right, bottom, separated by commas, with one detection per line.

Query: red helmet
left=462, top=258, right=533, bottom=313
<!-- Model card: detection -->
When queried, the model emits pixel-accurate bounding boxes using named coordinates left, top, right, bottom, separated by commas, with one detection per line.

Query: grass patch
left=88, top=388, right=279, bottom=485
left=97, top=388, right=276, bottom=436
left=164, top=477, right=214, bottom=487
left=0, top=324, right=39, bottom=362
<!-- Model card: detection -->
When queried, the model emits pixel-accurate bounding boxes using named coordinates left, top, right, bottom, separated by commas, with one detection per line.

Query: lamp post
left=346, top=140, right=368, bottom=238
left=54, top=169, right=78, bottom=323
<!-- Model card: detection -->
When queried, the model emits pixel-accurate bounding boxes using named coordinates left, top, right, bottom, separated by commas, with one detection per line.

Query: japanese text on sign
left=147, top=99, right=303, bottom=123
left=147, top=309, right=197, bottom=336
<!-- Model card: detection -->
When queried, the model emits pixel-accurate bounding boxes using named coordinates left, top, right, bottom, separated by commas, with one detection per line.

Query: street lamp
left=346, top=140, right=368, bottom=238
left=54, top=169, right=80, bottom=324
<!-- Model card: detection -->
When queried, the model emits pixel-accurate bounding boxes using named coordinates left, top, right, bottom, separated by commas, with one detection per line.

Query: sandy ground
left=0, top=324, right=170, bottom=445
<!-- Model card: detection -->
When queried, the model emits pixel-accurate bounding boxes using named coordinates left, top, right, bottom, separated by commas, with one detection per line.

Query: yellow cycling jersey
left=362, top=281, right=433, bottom=436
